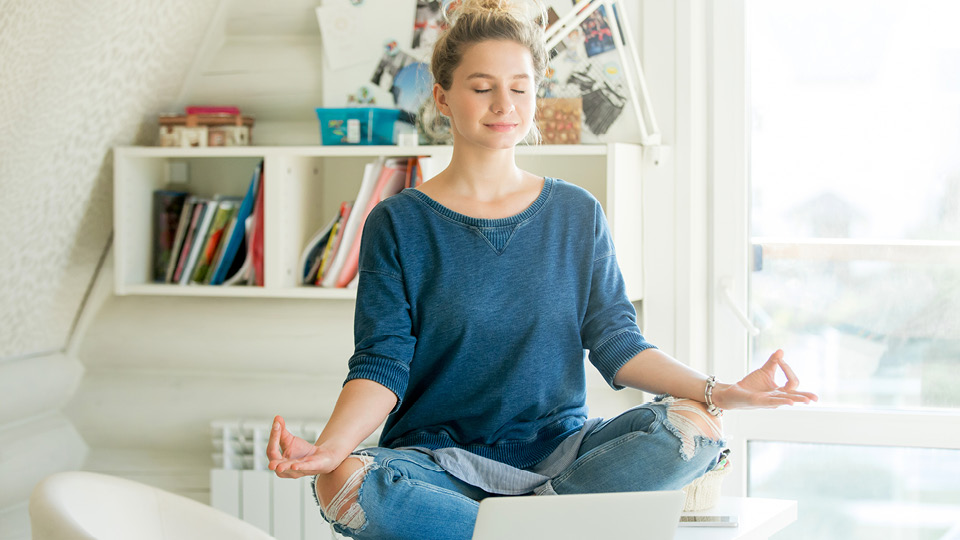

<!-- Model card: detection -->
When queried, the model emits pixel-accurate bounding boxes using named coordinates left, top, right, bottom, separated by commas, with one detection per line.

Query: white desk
left=676, top=497, right=797, bottom=540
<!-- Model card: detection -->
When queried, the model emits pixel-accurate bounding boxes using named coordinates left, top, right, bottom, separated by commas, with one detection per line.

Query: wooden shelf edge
left=113, top=143, right=620, bottom=158
left=117, top=284, right=357, bottom=300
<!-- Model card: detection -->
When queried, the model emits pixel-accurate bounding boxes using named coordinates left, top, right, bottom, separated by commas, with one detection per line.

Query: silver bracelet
left=704, top=376, right=723, bottom=416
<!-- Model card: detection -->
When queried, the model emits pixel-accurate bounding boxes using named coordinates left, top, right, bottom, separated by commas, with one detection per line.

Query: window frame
left=706, top=0, right=960, bottom=497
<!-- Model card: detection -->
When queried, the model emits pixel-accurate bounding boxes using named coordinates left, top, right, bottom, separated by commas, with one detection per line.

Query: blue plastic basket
left=316, top=107, right=401, bottom=145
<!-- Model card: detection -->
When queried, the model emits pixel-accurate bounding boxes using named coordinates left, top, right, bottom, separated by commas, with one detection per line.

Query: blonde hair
left=425, top=0, right=547, bottom=144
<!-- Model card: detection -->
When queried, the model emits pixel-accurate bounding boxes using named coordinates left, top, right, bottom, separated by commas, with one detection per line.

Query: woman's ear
left=433, top=83, right=450, bottom=117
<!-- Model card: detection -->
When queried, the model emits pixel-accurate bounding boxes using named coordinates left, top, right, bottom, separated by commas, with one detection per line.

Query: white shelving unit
left=113, top=143, right=644, bottom=300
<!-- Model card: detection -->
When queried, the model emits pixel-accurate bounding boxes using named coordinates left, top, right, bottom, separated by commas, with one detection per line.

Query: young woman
left=269, top=1, right=817, bottom=539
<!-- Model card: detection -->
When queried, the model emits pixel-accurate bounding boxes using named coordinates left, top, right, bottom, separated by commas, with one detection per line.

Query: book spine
left=173, top=202, right=205, bottom=283
left=210, top=162, right=261, bottom=285
left=250, top=167, right=266, bottom=287
left=165, top=195, right=197, bottom=283
left=192, top=201, right=235, bottom=284
left=206, top=210, right=238, bottom=284
left=316, top=220, right=341, bottom=285
left=317, top=202, right=352, bottom=284
left=321, top=158, right=384, bottom=287
left=152, top=191, right=188, bottom=283
left=179, top=200, right=216, bottom=285
left=334, top=160, right=407, bottom=287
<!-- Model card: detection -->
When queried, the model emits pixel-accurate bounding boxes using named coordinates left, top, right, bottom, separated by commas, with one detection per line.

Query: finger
left=754, top=395, right=796, bottom=408
left=776, top=392, right=813, bottom=404
left=269, top=455, right=298, bottom=472
left=274, top=466, right=304, bottom=479
left=277, top=418, right=297, bottom=459
left=275, top=458, right=300, bottom=475
left=762, top=349, right=784, bottom=374
left=292, top=453, right=337, bottom=476
left=787, top=390, right=819, bottom=402
left=776, top=356, right=802, bottom=391
left=266, top=415, right=284, bottom=465
left=275, top=461, right=314, bottom=478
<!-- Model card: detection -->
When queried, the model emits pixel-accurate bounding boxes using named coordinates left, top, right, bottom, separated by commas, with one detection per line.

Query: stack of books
left=151, top=161, right=265, bottom=286
left=152, top=155, right=424, bottom=289
left=298, top=156, right=423, bottom=288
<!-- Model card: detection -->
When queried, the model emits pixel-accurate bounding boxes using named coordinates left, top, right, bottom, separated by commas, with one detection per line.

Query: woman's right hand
left=267, top=415, right=345, bottom=479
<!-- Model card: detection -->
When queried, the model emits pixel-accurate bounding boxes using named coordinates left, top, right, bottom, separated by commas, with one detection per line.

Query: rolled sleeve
left=581, top=202, right=657, bottom=389
left=346, top=205, right=416, bottom=411
left=589, top=329, right=656, bottom=389
left=345, top=354, right=411, bottom=405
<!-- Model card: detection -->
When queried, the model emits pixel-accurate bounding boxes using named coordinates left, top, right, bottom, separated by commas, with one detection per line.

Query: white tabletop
left=675, top=497, right=798, bottom=540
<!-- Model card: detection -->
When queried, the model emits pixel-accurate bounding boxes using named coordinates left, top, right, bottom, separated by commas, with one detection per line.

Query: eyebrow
left=465, top=73, right=531, bottom=81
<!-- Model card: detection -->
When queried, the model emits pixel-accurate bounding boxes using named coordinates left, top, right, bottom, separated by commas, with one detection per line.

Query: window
left=748, top=0, right=960, bottom=410
left=749, top=442, right=960, bottom=539
left=709, top=1, right=960, bottom=537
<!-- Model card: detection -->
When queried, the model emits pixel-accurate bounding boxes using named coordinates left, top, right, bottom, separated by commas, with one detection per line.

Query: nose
left=491, top=88, right=515, bottom=115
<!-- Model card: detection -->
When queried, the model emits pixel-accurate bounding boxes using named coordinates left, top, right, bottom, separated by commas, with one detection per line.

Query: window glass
left=749, top=441, right=960, bottom=539
left=748, top=0, right=960, bottom=409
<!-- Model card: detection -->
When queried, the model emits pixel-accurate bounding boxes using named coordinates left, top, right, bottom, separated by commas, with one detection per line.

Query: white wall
left=0, top=1, right=704, bottom=537
left=637, top=1, right=711, bottom=373
left=0, top=2, right=221, bottom=538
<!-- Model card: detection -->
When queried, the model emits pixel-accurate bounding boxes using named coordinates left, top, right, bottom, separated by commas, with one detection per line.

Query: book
left=305, top=242, right=326, bottom=285
left=412, top=157, right=422, bottom=186
left=179, top=198, right=217, bottom=285
left=221, top=227, right=251, bottom=286
left=316, top=220, right=342, bottom=285
left=298, top=211, right=340, bottom=285
left=320, top=157, right=385, bottom=287
left=317, top=201, right=353, bottom=284
left=165, top=195, right=198, bottom=283
left=191, top=198, right=240, bottom=284
left=209, top=162, right=262, bottom=285
left=332, top=158, right=407, bottom=288
left=417, top=155, right=439, bottom=183
left=404, top=157, right=416, bottom=189
left=248, top=166, right=266, bottom=287
left=173, top=200, right=207, bottom=283
left=153, top=190, right=189, bottom=283
left=205, top=208, right=239, bottom=284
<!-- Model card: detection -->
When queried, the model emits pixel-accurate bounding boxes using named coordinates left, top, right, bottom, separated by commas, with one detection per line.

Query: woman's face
left=434, top=39, right=537, bottom=150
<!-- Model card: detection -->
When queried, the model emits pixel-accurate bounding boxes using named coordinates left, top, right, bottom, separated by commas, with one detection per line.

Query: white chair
left=29, top=471, right=275, bottom=540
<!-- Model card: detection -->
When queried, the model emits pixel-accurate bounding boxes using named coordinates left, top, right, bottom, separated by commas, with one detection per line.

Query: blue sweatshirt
left=345, top=177, right=656, bottom=469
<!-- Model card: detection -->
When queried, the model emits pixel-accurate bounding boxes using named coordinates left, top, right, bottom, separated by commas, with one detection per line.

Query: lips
left=485, top=123, right=517, bottom=132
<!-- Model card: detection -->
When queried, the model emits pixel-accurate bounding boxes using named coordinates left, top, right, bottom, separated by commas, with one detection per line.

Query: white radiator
left=209, top=419, right=341, bottom=540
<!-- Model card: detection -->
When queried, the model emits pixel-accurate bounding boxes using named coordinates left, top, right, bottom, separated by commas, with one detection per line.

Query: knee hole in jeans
left=314, top=455, right=375, bottom=531
left=662, top=398, right=723, bottom=460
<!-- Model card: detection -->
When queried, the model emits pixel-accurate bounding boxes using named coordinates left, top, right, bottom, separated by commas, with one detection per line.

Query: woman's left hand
left=712, top=349, right=819, bottom=410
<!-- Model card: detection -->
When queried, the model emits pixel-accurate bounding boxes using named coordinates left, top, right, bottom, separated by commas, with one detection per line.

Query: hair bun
left=444, top=0, right=547, bottom=30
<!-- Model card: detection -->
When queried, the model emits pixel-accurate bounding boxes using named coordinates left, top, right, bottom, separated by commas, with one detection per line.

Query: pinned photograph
left=580, top=5, right=616, bottom=57
left=371, top=48, right=418, bottom=91
left=391, top=62, right=433, bottom=118
left=412, top=0, right=445, bottom=51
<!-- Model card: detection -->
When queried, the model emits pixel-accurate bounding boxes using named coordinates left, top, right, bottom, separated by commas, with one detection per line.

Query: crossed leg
left=314, top=455, right=376, bottom=530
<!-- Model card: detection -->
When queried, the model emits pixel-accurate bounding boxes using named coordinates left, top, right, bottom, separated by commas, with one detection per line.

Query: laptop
left=471, top=490, right=685, bottom=540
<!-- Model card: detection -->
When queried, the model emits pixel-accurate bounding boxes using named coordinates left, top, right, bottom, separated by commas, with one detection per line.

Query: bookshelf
left=113, top=143, right=644, bottom=300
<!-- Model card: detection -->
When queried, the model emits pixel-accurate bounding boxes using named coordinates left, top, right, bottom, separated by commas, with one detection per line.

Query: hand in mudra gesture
left=714, top=349, right=819, bottom=410
left=267, top=415, right=342, bottom=479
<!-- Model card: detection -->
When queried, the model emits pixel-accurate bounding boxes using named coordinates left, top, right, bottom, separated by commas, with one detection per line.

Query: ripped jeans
left=315, top=398, right=725, bottom=540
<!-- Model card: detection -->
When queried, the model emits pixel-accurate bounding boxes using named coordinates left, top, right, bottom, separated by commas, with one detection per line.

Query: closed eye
left=473, top=89, right=527, bottom=94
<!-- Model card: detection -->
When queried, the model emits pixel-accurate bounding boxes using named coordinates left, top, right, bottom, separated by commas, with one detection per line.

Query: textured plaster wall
left=0, top=0, right=218, bottom=358
left=0, top=1, right=219, bottom=536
